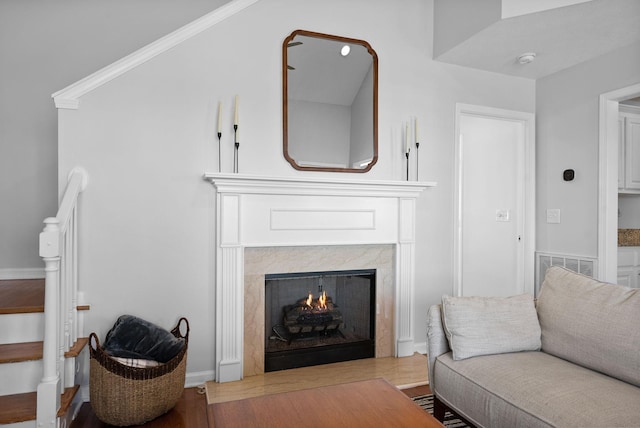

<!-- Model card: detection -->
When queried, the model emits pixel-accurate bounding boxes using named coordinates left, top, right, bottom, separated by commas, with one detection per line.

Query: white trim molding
left=0, top=268, right=45, bottom=280
left=598, top=83, right=640, bottom=283
left=204, top=173, right=435, bottom=382
left=51, top=0, right=260, bottom=109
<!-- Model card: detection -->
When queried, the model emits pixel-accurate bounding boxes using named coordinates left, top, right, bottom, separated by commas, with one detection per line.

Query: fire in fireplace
left=264, top=269, right=376, bottom=372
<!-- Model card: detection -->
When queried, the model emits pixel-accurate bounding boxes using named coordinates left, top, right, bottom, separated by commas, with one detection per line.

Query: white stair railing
left=37, top=167, right=88, bottom=427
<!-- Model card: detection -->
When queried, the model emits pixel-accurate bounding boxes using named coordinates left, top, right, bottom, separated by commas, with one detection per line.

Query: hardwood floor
left=71, top=354, right=432, bottom=427
left=206, top=353, right=429, bottom=404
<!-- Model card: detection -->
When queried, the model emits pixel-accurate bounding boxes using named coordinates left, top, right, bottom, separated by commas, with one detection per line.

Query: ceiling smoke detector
left=517, top=52, right=536, bottom=65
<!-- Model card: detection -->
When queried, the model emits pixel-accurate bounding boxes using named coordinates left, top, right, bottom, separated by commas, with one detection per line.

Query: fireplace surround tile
left=244, top=245, right=394, bottom=377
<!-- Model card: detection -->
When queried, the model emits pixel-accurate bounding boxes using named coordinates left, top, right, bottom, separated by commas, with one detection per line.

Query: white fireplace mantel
left=204, top=173, right=436, bottom=382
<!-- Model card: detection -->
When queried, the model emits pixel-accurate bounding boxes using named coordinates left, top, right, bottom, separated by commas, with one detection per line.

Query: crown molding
left=52, top=0, right=260, bottom=110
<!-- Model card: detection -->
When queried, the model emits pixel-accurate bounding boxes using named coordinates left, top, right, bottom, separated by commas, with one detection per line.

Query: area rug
left=412, top=394, right=471, bottom=428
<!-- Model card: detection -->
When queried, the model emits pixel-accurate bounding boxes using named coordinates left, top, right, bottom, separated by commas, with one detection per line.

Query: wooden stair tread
left=0, top=341, right=42, bottom=363
left=0, top=386, right=79, bottom=424
left=58, top=385, right=80, bottom=417
left=0, top=338, right=88, bottom=364
left=65, top=337, right=89, bottom=358
left=0, top=279, right=90, bottom=314
left=0, top=279, right=44, bottom=314
left=0, top=391, right=36, bottom=424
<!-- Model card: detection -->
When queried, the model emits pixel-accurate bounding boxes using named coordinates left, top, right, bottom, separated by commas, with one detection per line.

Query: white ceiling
left=434, top=0, right=640, bottom=80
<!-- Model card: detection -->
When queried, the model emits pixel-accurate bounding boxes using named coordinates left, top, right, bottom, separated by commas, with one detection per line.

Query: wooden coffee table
left=208, top=378, right=443, bottom=427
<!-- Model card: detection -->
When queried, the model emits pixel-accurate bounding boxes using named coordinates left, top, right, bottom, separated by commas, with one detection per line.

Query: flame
left=318, top=291, right=327, bottom=309
left=306, top=293, right=313, bottom=307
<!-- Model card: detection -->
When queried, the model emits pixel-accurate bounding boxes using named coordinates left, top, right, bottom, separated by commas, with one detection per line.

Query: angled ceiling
left=433, top=0, right=640, bottom=80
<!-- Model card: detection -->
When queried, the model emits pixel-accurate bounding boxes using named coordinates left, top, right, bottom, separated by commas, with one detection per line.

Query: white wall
left=57, top=0, right=535, bottom=379
left=0, top=0, right=229, bottom=276
left=536, top=41, right=640, bottom=257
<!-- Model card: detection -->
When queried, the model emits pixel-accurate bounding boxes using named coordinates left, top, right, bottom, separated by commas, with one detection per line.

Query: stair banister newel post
left=37, top=218, right=62, bottom=427
left=36, top=167, right=88, bottom=426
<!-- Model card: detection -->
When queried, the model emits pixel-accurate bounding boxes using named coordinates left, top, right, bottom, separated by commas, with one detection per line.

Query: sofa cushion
left=433, top=351, right=640, bottom=428
left=537, top=266, right=640, bottom=387
left=441, top=294, right=541, bottom=361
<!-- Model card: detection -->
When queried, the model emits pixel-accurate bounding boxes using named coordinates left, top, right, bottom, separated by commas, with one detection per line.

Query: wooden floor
left=71, top=354, right=431, bottom=427
left=206, top=352, right=429, bottom=404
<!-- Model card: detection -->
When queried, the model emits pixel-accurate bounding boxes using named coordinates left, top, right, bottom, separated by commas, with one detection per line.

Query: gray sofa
left=426, top=266, right=640, bottom=428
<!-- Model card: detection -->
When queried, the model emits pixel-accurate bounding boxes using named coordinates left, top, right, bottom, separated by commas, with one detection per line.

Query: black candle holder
left=217, top=132, right=222, bottom=172
left=415, top=142, right=420, bottom=181
left=405, top=150, right=410, bottom=181
left=233, top=124, right=239, bottom=173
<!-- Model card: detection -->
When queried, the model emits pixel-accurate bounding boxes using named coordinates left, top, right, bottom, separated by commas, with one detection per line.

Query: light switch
left=496, top=209, right=510, bottom=222
left=546, top=208, right=561, bottom=224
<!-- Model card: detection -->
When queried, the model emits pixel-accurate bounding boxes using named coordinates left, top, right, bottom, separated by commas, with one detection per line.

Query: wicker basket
left=89, top=317, right=189, bottom=426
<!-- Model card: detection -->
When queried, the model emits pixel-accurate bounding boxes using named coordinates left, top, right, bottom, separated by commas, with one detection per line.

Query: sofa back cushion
left=441, top=294, right=541, bottom=360
left=537, top=266, right=640, bottom=387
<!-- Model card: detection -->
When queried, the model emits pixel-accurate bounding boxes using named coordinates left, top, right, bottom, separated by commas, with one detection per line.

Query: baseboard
left=0, top=268, right=45, bottom=280
left=414, top=341, right=427, bottom=356
left=185, top=370, right=215, bottom=388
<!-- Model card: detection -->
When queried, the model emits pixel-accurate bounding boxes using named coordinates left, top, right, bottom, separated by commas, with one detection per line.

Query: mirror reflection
left=283, top=30, right=378, bottom=172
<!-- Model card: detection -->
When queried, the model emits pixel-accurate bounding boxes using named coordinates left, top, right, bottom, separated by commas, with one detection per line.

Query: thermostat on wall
left=563, top=169, right=575, bottom=181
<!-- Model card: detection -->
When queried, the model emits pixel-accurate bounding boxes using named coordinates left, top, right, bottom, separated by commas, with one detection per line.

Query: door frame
left=598, top=83, right=640, bottom=283
left=453, top=103, right=536, bottom=296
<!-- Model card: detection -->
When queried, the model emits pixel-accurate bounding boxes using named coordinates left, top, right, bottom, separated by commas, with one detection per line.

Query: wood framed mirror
left=283, top=29, right=378, bottom=172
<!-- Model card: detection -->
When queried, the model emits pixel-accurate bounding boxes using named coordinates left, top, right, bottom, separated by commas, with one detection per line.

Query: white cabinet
left=619, top=107, right=640, bottom=193
left=617, top=247, right=640, bottom=288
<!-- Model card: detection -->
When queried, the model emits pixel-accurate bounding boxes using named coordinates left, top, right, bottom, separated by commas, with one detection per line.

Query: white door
left=454, top=104, right=535, bottom=297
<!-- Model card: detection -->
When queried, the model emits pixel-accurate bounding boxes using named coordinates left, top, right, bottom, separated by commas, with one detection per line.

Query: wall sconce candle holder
left=415, top=142, right=420, bottom=181
left=233, top=124, right=239, bottom=173
left=405, top=149, right=410, bottom=181
left=217, top=132, right=222, bottom=172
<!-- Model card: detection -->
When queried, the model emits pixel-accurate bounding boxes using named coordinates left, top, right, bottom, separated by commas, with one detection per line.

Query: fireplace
left=204, top=173, right=435, bottom=382
left=264, top=269, right=376, bottom=372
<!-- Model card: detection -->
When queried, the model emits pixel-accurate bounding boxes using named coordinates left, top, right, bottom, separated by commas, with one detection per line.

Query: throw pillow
left=441, top=294, right=541, bottom=360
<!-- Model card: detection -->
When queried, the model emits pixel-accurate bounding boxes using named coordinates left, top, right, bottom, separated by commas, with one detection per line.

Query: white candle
left=217, top=102, right=222, bottom=133
left=234, top=95, right=239, bottom=126
left=414, top=117, right=419, bottom=143
left=405, top=123, right=410, bottom=153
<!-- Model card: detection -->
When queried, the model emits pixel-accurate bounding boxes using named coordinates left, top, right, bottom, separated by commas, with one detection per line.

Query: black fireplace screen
left=264, top=269, right=376, bottom=372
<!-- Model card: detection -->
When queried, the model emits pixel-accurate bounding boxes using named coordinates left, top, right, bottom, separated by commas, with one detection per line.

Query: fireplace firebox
left=264, top=269, right=376, bottom=372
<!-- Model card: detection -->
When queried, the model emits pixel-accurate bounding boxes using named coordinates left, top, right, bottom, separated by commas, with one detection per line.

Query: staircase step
left=0, top=280, right=44, bottom=315
left=0, top=360, right=42, bottom=395
left=0, top=279, right=90, bottom=315
left=0, top=391, right=36, bottom=424
left=59, top=385, right=80, bottom=417
left=0, top=313, right=44, bottom=344
left=0, top=338, right=88, bottom=364
left=0, top=342, right=42, bottom=363
left=0, top=386, right=79, bottom=425
left=65, top=337, right=89, bottom=358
